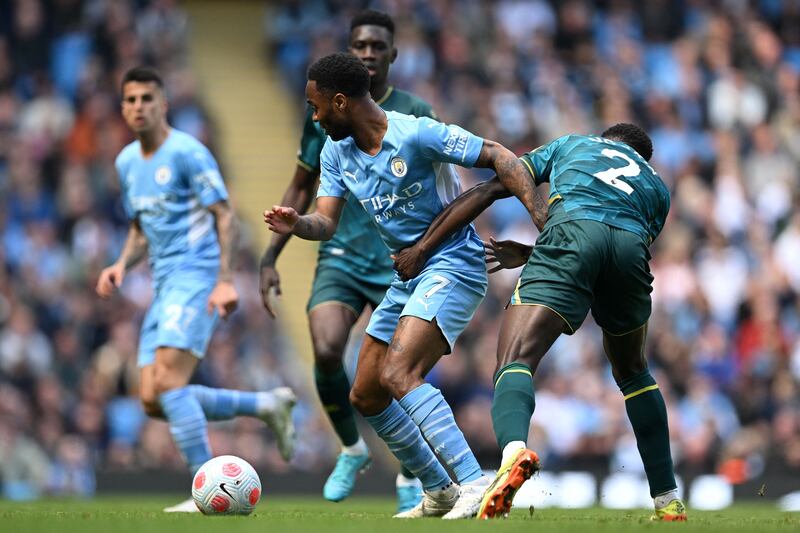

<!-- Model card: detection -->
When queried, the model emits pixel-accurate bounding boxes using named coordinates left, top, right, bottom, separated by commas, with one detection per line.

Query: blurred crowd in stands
left=267, top=0, right=800, bottom=487
left=0, top=0, right=318, bottom=500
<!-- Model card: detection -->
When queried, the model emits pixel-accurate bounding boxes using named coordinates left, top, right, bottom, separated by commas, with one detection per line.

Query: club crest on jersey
left=154, top=166, right=172, bottom=185
left=390, top=157, right=407, bottom=178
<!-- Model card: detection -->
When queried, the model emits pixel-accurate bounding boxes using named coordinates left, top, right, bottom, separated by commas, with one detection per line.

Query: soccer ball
left=191, top=455, right=262, bottom=515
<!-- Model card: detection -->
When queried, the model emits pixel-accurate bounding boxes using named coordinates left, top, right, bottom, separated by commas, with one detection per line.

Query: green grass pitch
left=0, top=496, right=797, bottom=533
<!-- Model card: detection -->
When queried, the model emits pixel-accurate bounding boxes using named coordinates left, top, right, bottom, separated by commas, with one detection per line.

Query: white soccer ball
left=191, top=455, right=262, bottom=515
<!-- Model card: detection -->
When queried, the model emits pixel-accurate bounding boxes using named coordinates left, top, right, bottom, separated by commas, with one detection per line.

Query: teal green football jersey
left=297, top=87, right=436, bottom=285
left=520, top=134, right=670, bottom=243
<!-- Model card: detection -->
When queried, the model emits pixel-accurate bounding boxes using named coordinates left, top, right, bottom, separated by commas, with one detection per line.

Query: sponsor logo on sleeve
left=443, top=126, right=469, bottom=158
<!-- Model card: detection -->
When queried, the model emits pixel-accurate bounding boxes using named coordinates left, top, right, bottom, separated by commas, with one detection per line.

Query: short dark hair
left=350, top=9, right=395, bottom=35
left=601, top=123, right=653, bottom=161
left=308, top=53, right=370, bottom=97
left=121, top=66, right=164, bottom=92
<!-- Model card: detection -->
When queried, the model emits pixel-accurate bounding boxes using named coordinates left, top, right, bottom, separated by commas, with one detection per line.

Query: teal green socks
left=617, top=370, right=677, bottom=497
left=491, top=362, right=535, bottom=450
left=315, top=365, right=360, bottom=446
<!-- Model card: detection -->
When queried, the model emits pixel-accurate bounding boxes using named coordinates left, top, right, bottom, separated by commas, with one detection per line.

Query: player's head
left=120, top=66, right=167, bottom=134
left=348, top=9, right=397, bottom=88
left=601, top=123, right=653, bottom=161
left=306, top=52, right=370, bottom=141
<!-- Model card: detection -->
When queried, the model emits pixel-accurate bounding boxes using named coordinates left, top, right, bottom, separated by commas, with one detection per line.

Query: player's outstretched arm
left=473, top=140, right=548, bottom=231
left=264, top=196, right=344, bottom=241
left=259, top=164, right=319, bottom=317
left=207, top=200, right=240, bottom=318
left=392, top=177, right=510, bottom=280
left=96, top=220, right=148, bottom=298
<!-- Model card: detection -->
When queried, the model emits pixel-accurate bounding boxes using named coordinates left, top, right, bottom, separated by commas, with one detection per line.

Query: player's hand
left=484, top=237, right=532, bottom=273
left=392, top=245, right=427, bottom=281
left=96, top=262, right=125, bottom=298
left=259, top=263, right=281, bottom=318
left=208, top=280, right=239, bottom=319
left=264, top=206, right=299, bottom=234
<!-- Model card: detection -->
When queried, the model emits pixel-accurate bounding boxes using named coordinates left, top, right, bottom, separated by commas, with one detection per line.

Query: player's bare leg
left=141, top=360, right=198, bottom=514
left=348, top=333, right=458, bottom=518
left=602, top=325, right=685, bottom=521
left=146, top=348, right=204, bottom=513
left=139, top=364, right=164, bottom=418
left=376, top=316, right=488, bottom=519
left=478, top=305, right=565, bottom=519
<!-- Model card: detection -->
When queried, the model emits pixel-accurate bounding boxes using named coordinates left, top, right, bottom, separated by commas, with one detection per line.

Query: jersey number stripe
left=592, top=148, right=637, bottom=194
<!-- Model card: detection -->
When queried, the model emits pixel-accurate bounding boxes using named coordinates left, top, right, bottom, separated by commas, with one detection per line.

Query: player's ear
left=333, top=93, right=347, bottom=112
left=390, top=47, right=398, bottom=64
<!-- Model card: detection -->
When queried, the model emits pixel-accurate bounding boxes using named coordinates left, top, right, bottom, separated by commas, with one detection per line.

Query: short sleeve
left=520, top=136, right=569, bottom=185
left=114, top=157, right=135, bottom=220
left=316, top=139, right=347, bottom=198
left=297, top=106, right=326, bottom=172
left=184, top=145, right=228, bottom=207
left=416, top=117, right=484, bottom=167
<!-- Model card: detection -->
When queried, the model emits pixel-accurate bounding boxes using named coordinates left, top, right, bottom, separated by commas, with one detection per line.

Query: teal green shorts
left=511, top=219, right=653, bottom=335
left=307, top=264, right=390, bottom=316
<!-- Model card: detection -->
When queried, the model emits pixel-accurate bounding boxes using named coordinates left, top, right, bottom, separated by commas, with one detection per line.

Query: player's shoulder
left=542, top=133, right=591, bottom=154
left=558, top=133, right=588, bottom=145
left=390, top=88, right=433, bottom=110
left=386, top=110, right=436, bottom=131
left=168, top=128, right=210, bottom=155
left=115, top=140, right=140, bottom=168
left=385, top=109, right=419, bottom=122
left=386, top=111, right=433, bottom=144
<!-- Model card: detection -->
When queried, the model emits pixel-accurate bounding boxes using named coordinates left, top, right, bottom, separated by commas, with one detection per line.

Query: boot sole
left=478, top=451, right=540, bottom=520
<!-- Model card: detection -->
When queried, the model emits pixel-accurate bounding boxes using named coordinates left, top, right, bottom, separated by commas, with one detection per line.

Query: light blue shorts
left=366, top=267, right=487, bottom=353
left=137, top=277, right=218, bottom=367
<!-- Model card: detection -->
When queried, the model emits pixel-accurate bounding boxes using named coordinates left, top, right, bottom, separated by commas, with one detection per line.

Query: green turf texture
left=0, top=497, right=797, bottom=533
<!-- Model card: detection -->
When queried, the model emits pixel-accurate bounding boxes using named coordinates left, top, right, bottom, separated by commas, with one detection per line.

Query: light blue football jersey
left=317, top=111, right=485, bottom=273
left=115, top=129, right=228, bottom=283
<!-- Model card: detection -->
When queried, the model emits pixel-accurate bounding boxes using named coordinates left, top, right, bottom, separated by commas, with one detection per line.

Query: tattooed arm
left=473, top=139, right=547, bottom=231
left=263, top=196, right=345, bottom=241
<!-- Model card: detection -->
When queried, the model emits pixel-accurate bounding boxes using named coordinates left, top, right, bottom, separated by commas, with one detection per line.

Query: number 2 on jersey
left=593, top=148, right=637, bottom=194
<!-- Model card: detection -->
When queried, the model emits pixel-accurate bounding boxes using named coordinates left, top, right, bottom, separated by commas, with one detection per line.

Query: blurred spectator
left=0, top=0, right=309, bottom=493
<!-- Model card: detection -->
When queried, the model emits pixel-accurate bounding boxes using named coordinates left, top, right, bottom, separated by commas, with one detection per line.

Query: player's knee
left=312, top=338, right=345, bottom=372
left=496, top=351, right=544, bottom=376
left=613, top=359, right=649, bottom=381
left=152, top=365, right=183, bottom=396
left=349, top=385, right=385, bottom=416
left=348, top=387, right=369, bottom=414
left=313, top=343, right=344, bottom=374
left=379, top=363, right=416, bottom=399
left=140, top=394, right=162, bottom=418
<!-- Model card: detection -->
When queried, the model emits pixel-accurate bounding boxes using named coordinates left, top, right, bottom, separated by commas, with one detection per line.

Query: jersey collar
left=374, top=86, right=394, bottom=106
